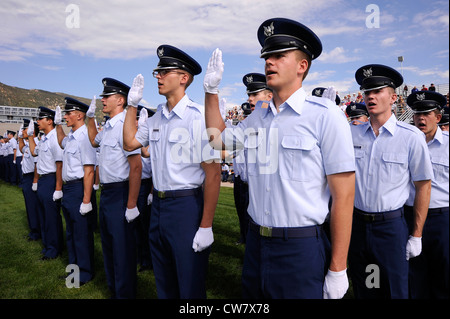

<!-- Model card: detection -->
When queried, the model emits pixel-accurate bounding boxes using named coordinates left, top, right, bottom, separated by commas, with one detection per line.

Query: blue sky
left=0, top=0, right=448, bottom=110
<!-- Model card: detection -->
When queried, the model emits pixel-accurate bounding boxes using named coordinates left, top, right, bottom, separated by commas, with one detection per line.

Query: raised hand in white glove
left=32, top=183, right=37, bottom=191
left=79, top=202, right=92, bottom=215
left=86, top=96, right=97, bottom=118
left=125, top=206, right=140, bottom=223
left=406, top=235, right=422, bottom=260
left=147, top=193, right=153, bottom=205
left=204, top=48, right=224, bottom=94
left=53, top=190, right=63, bottom=201
left=138, top=107, right=148, bottom=127
left=322, top=86, right=336, bottom=104
left=54, top=105, right=62, bottom=125
left=192, top=227, right=214, bottom=252
left=323, top=269, right=349, bottom=299
left=18, top=125, right=23, bottom=138
left=128, top=74, right=144, bottom=107
left=27, top=122, right=34, bottom=137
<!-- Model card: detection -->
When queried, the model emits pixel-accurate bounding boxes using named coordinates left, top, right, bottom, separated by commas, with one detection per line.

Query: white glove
left=13, top=160, right=16, bottom=164
left=93, top=184, right=99, bottom=191
left=322, top=86, right=336, bottom=103
left=192, top=227, right=214, bottom=252
left=27, top=122, right=34, bottom=136
left=53, top=190, right=63, bottom=201
left=86, top=96, right=97, bottom=118
left=79, top=202, right=92, bottom=215
left=18, top=125, right=23, bottom=138
left=32, top=183, right=38, bottom=191
left=138, top=107, right=148, bottom=127
left=406, top=235, right=422, bottom=260
left=219, top=98, right=227, bottom=121
left=203, top=48, right=224, bottom=94
left=147, top=193, right=153, bottom=205
left=323, top=269, right=349, bottom=299
left=54, top=105, right=62, bottom=125
left=128, top=74, right=144, bottom=107
left=125, top=206, right=140, bottom=223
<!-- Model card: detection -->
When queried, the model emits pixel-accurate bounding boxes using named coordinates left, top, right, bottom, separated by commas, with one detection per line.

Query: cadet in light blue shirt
left=123, top=45, right=221, bottom=299
left=56, top=97, right=97, bottom=285
left=87, top=78, right=142, bottom=299
left=405, top=91, right=449, bottom=299
left=349, top=64, right=433, bottom=299
left=28, top=106, right=64, bottom=260
left=204, top=18, right=356, bottom=299
left=19, top=120, right=40, bottom=241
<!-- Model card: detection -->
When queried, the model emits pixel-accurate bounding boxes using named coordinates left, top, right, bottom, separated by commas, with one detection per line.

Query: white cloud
left=381, top=37, right=396, bottom=47
left=318, top=47, right=360, bottom=64
left=0, top=0, right=348, bottom=61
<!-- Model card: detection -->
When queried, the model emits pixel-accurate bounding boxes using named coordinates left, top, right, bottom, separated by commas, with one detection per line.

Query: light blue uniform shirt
left=20, top=138, right=38, bottom=174
left=36, top=128, right=63, bottom=175
left=61, top=125, right=97, bottom=182
left=135, top=94, right=220, bottom=191
left=406, top=127, right=449, bottom=209
left=222, top=87, right=355, bottom=227
left=95, top=111, right=140, bottom=184
left=351, top=114, right=433, bottom=212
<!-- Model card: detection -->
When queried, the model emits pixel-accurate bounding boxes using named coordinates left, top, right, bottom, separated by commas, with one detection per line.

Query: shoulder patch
left=255, top=100, right=270, bottom=109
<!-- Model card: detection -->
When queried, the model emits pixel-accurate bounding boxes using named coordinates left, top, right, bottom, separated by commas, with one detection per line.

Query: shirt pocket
left=381, top=152, right=408, bottom=184
left=431, top=156, right=449, bottom=183
left=168, top=132, right=191, bottom=163
left=279, top=135, right=317, bottom=182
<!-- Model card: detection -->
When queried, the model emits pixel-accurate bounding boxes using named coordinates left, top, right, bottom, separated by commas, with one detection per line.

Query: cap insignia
left=417, top=93, right=426, bottom=101
left=158, top=48, right=164, bottom=58
left=264, top=22, right=274, bottom=37
left=246, top=75, right=253, bottom=84
left=363, top=67, right=372, bottom=78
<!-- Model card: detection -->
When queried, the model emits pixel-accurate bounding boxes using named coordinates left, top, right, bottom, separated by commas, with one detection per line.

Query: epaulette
left=305, top=95, right=333, bottom=109
left=396, top=120, right=422, bottom=134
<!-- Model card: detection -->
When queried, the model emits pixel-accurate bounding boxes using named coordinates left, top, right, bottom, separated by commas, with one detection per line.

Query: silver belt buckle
left=259, top=226, right=272, bottom=237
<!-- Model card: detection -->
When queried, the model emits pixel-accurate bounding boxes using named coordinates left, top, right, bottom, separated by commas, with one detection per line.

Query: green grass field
left=0, top=180, right=245, bottom=299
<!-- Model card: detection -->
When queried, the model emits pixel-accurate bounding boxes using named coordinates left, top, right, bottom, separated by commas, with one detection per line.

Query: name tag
left=353, top=145, right=362, bottom=149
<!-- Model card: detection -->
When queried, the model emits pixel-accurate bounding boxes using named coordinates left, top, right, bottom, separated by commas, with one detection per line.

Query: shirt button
left=266, top=187, right=271, bottom=192
left=265, top=210, right=270, bottom=215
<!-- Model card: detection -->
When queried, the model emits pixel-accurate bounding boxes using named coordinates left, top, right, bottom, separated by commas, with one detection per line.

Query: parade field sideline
left=0, top=182, right=250, bottom=299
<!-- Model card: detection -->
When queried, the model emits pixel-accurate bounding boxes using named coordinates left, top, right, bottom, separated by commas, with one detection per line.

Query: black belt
left=23, top=172, right=34, bottom=177
left=405, top=205, right=448, bottom=215
left=249, top=220, right=321, bottom=238
left=40, top=173, right=56, bottom=177
left=63, top=178, right=83, bottom=185
left=102, top=181, right=128, bottom=190
left=154, top=187, right=202, bottom=199
left=354, top=207, right=403, bottom=223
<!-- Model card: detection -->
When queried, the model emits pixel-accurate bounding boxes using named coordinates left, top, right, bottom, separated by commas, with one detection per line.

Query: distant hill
left=0, top=81, right=95, bottom=108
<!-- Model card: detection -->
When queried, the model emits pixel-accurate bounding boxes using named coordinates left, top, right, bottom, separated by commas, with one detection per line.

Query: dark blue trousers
left=15, top=156, right=23, bottom=186
left=348, top=208, right=409, bottom=299
left=7, top=154, right=16, bottom=184
left=149, top=191, right=210, bottom=299
left=62, top=181, right=95, bottom=283
left=233, top=175, right=249, bottom=244
left=22, top=172, right=41, bottom=240
left=37, top=174, right=64, bottom=258
left=135, top=178, right=152, bottom=269
left=99, top=182, right=137, bottom=299
left=405, top=205, right=449, bottom=299
left=242, top=223, right=330, bottom=299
